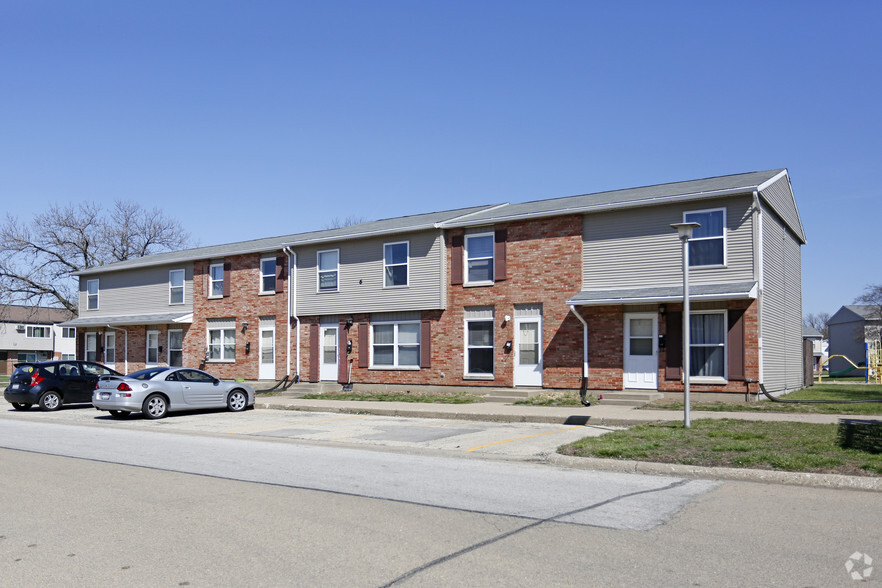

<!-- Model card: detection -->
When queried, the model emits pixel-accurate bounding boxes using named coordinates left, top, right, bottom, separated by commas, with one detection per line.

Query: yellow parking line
left=227, top=415, right=371, bottom=435
left=465, top=426, right=584, bottom=452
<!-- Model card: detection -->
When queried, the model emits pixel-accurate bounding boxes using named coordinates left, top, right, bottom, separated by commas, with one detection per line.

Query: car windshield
left=127, top=367, right=170, bottom=380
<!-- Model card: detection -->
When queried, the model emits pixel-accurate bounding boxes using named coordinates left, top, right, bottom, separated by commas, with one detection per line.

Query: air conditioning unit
left=16, top=325, right=25, bottom=333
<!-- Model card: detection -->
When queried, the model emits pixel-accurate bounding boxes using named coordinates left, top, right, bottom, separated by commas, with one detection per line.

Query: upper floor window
left=465, top=233, right=494, bottom=284
left=684, top=208, right=726, bottom=267
left=86, top=279, right=99, bottom=310
left=260, top=256, right=276, bottom=294
left=26, top=326, right=50, bottom=338
left=169, top=269, right=185, bottom=304
left=317, top=249, right=339, bottom=292
left=384, top=242, right=409, bottom=288
left=209, top=263, right=224, bottom=297
left=62, top=327, right=76, bottom=338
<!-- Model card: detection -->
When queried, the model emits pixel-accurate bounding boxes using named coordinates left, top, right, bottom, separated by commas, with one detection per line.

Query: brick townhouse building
left=64, top=169, right=806, bottom=396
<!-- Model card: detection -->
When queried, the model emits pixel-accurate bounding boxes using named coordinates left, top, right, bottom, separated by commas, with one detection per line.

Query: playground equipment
left=818, top=340, right=882, bottom=384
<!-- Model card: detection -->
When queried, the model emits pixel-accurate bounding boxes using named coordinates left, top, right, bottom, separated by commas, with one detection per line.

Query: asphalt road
left=2, top=403, right=881, bottom=586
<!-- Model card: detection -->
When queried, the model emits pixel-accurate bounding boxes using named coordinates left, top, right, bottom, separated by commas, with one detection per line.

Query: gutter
left=753, top=190, right=765, bottom=386
left=283, top=247, right=300, bottom=382
left=569, top=305, right=589, bottom=382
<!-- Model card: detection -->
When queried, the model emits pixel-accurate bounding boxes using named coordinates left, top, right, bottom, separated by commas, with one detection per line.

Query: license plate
left=99, top=392, right=111, bottom=400
left=10, top=384, right=19, bottom=390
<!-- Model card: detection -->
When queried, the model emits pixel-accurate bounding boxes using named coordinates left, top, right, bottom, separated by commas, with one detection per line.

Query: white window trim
left=146, top=330, right=160, bottom=366
left=207, top=326, right=236, bottom=362
left=464, top=317, right=495, bottom=379
left=317, top=249, right=340, bottom=293
left=104, top=332, right=116, bottom=366
left=370, top=319, right=421, bottom=369
left=86, top=279, right=99, bottom=310
left=383, top=241, right=410, bottom=289
left=168, top=329, right=184, bottom=367
left=464, top=232, right=495, bottom=286
left=26, top=326, right=51, bottom=338
left=208, top=262, right=224, bottom=298
left=85, top=332, right=98, bottom=362
left=684, top=207, right=727, bottom=268
left=62, top=327, right=76, bottom=338
left=689, top=309, right=728, bottom=384
left=169, top=269, right=186, bottom=305
left=260, top=256, right=276, bottom=295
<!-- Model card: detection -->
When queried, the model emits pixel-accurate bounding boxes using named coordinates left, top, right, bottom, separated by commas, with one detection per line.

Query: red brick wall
left=189, top=253, right=289, bottom=380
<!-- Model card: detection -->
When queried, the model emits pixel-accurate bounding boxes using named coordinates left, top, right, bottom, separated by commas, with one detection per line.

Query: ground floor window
left=85, top=333, right=98, bottom=362
left=465, top=318, right=494, bottom=376
left=208, top=322, right=236, bottom=361
left=17, top=352, right=37, bottom=363
left=146, top=331, right=160, bottom=365
left=168, top=330, right=183, bottom=367
left=105, top=332, right=116, bottom=365
left=690, top=311, right=726, bottom=378
left=372, top=321, right=420, bottom=368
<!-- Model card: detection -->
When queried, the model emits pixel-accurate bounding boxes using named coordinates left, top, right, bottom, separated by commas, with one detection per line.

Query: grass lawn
left=299, top=391, right=483, bottom=404
left=559, top=419, right=882, bottom=476
left=646, top=383, right=882, bottom=415
left=514, top=392, right=595, bottom=406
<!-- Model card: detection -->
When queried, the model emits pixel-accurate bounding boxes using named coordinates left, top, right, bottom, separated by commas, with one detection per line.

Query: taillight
left=117, top=383, right=132, bottom=392
left=31, top=372, right=45, bottom=386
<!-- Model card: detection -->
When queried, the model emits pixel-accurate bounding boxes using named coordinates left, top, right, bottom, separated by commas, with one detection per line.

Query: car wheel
left=227, top=390, right=248, bottom=412
left=38, top=391, right=62, bottom=411
left=11, top=402, right=32, bottom=411
left=142, top=394, right=168, bottom=419
left=108, top=410, right=131, bottom=418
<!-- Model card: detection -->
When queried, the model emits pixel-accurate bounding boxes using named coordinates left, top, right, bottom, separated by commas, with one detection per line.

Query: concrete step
left=597, top=391, right=664, bottom=407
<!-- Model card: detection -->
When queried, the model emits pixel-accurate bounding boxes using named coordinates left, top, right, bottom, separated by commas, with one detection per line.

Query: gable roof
left=0, top=305, right=75, bottom=324
left=829, top=305, right=882, bottom=325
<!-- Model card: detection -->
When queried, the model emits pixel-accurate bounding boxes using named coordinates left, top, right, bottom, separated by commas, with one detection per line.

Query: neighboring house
left=802, top=325, right=828, bottom=381
left=64, top=168, right=806, bottom=396
left=827, top=305, right=881, bottom=374
left=0, top=305, right=77, bottom=375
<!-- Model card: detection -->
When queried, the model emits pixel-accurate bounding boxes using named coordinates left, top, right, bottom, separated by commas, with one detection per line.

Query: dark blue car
left=4, top=361, right=121, bottom=411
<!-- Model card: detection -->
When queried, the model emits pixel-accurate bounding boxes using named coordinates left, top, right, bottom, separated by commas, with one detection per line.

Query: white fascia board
left=568, top=288, right=758, bottom=307
left=437, top=187, right=757, bottom=229
left=756, top=169, right=788, bottom=192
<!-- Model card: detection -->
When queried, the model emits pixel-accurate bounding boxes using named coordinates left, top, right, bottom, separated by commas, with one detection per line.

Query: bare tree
left=0, top=201, right=191, bottom=313
left=324, top=215, right=369, bottom=230
left=803, top=311, right=831, bottom=339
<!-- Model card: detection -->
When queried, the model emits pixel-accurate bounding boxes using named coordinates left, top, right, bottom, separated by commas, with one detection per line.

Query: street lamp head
left=671, top=222, right=701, bottom=240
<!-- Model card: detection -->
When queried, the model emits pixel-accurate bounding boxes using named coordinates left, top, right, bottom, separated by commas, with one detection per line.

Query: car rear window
left=12, top=364, right=37, bottom=377
left=127, top=367, right=170, bottom=380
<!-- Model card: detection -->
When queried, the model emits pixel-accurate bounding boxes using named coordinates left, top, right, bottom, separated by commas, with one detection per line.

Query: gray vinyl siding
left=77, top=265, right=194, bottom=318
left=296, top=231, right=444, bottom=316
left=760, top=175, right=806, bottom=243
left=827, top=320, right=870, bottom=374
left=581, top=196, right=755, bottom=289
left=759, top=204, right=804, bottom=393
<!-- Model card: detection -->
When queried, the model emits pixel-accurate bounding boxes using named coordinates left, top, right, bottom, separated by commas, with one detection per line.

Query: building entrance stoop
left=597, top=390, right=665, bottom=407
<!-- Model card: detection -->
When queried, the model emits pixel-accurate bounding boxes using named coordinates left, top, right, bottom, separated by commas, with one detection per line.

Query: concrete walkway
left=254, top=390, right=882, bottom=426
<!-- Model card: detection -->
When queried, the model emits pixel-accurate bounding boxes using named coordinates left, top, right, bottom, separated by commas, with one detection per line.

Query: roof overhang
left=59, top=312, right=194, bottom=327
left=567, top=282, right=758, bottom=306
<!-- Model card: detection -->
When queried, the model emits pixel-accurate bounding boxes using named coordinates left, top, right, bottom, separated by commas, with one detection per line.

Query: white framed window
left=207, top=321, right=236, bottom=361
left=169, top=269, right=185, bottom=304
left=371, top=320, right=420, bottom=368
left=684, top=208, right=726, bottom=267
left=61, top=354, right=75, bottom=361
left=26, top=326, right=50, bottom=338
left=18, top=352, right=37, bottom=363
left=86, top=279, right=99, bottom=310
left=383, top=241, right=409, bottom=288
left=168, top=329, right=183, bottom=367
left=146, top=330, right=160, bottom=365
left=105, top=332, right=116, bottom=365
left=317, top=249, right=339, bottom=292
left=465, top=233, right=494, bottom=284
left=62, top=327, right=76, bottom=338
left=209, top=263, right=224, bottom=297
left=465, top=313, right=494, bottom=376
left=85, top=333, right=98, bottom=362
left=689, top=310, right=727, bottom=381
left=260, top=256, right=276, bottom=294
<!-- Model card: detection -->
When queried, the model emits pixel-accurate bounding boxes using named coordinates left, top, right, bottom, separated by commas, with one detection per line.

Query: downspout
left=105, top=325, right=129, bottom=375
left=753, top=190, right=764, bottom=387
left=569, top=305, right=591, bottom=406
left=283, top=247, right=300, bottom=382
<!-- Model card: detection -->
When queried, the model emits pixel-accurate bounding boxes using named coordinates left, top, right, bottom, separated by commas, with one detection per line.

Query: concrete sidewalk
left=254, top=390, right=881, bottom=426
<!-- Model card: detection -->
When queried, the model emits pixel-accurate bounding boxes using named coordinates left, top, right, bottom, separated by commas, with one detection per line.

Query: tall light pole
left=671, top=222, right=700, bottom=428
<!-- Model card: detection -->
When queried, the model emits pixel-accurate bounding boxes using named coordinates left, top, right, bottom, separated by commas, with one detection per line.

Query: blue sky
left=2, top=1, right=880, bottom=317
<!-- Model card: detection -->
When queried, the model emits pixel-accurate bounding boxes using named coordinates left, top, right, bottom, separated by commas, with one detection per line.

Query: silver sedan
left=93, top=366, right=255, bottom=419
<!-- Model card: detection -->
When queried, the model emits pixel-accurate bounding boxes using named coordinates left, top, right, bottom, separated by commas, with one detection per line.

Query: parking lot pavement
left=0, top=401, right=618, bottom=459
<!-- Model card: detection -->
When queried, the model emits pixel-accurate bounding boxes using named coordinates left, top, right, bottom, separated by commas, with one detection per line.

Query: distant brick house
left=64, top=169, right=806, bottom=396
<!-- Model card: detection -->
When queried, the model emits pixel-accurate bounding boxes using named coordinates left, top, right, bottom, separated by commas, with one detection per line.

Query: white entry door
left=259, top=326, right=275, bottom=380
left=514, top=317, right=542, bottom=387
left=623, top=313, right=658, bottom=389
left=320, top=326, right=338, bottom=381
